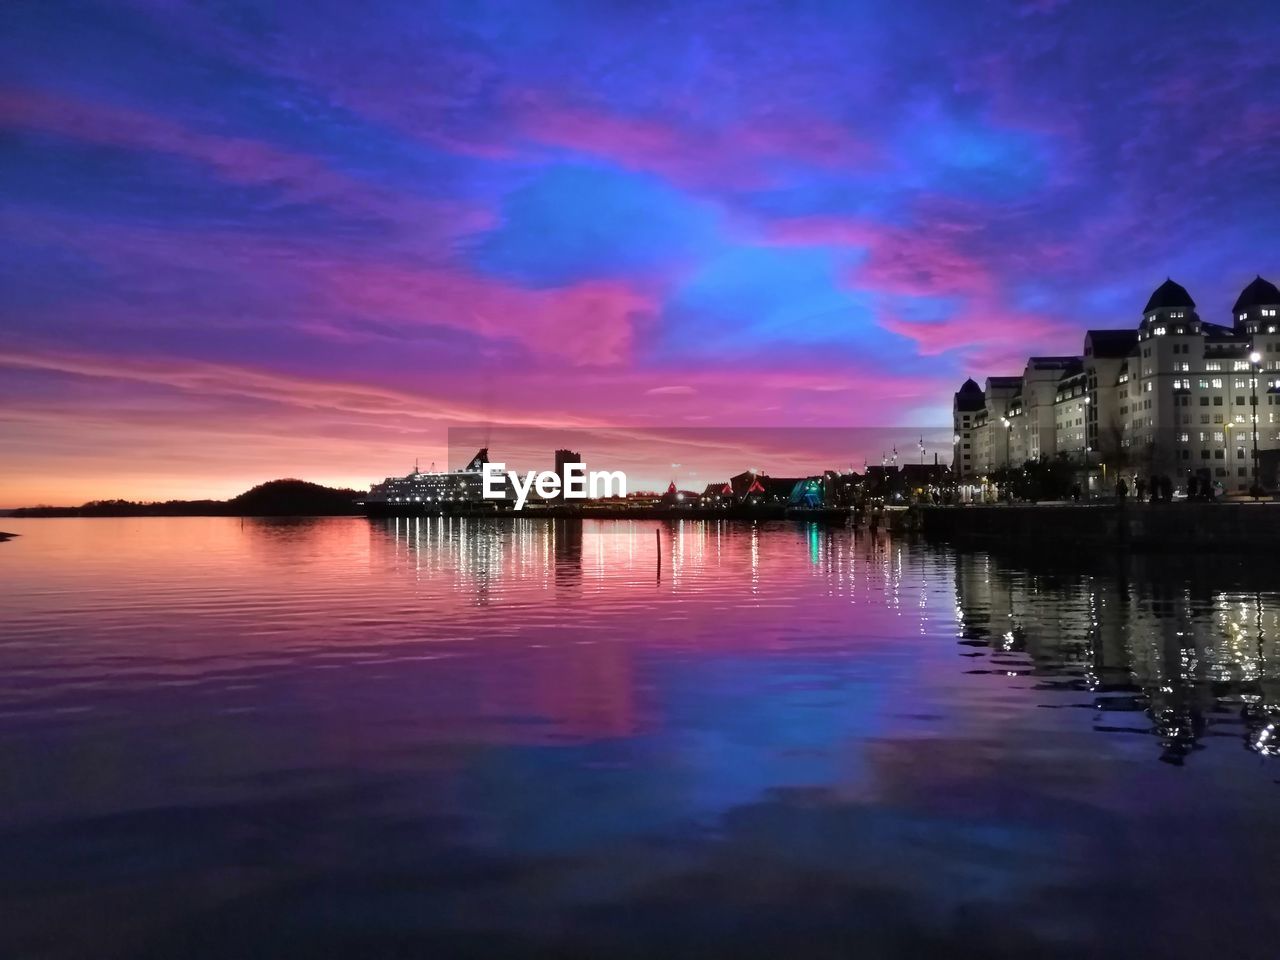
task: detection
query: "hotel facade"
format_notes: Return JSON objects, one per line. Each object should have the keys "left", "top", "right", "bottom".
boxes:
{"left": 953, "top": 276, "right": 1280, "bottom": 495}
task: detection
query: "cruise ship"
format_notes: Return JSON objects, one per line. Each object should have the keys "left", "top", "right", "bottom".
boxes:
{"left": 362, "top": 449, "right": 508, "bottom": 516}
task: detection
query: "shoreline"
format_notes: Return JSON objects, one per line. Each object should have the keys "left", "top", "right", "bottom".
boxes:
{"left": 920, "top": 501, "right": 1280, "bottom": 551}
{"left": 4, "top": 506, "right": 858, "bottom": 523}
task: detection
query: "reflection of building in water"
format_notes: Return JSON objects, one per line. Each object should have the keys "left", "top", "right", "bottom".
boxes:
{"left": 552, "top": 518, "right": 583, "bottom": 587}
{"left": 954, "top": 551, "right": 1280, "bottom": 764}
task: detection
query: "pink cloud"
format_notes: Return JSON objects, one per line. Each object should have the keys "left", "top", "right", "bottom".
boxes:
{"left": 878, "top": 304, "right": 1071, "bottom": 359}
{"left": 767, "top": 211, "right": 1081, "bottom": 365}
{"left": 503, "top": 91, "right": 878, "bottom": 188}
{"left": 0, "top": 88, "right": 341, "bottom": 196}
{"left": 769, "top": 213, "right": 992, "bottom": 297}
{"left": 319, "top": 265, "right": 657, "bottom": 366}
{"left": 3, "top": 211, "right": 653, "bottom": 367}
{"left": 0, "top": 87, "right": 495, "bottom": 236}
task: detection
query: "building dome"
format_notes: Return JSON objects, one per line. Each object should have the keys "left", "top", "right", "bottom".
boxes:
{"left": 954, "top": 377, "right": 984, "bottom": 412}
{"left": 1232, "top": 275, "right": 1280, "bottom": 313}
{"left": 1143, "top": 278, "right": 1195, "bottom": 313}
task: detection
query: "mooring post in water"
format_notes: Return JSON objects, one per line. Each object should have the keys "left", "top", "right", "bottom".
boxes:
{"left": 656, "top": 528, "right": 661, "bottom": 581}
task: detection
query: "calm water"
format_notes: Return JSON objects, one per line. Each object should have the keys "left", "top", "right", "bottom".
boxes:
{"left": 1, "top": 517, "right": 1277, "bottom": 959}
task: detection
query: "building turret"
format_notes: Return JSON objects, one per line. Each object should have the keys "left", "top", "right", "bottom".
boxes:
{"left": 952, "top": 378, "right": 985, "bottom": 477}
{"left": 1140, "top": 278, "right": 1200, "bottom": 337}
{"left": 1231, "top": 275, "right": 1280, "bottom": 335}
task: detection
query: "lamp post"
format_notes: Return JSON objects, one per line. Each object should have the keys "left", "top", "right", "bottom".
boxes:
{"left": 1250, "top": 350, "right": 1262, "bottom": 497}
{"left": 1083, "top": 395, "right": 1093, "bottom": 492}
{"left": 999, "top": 416, "right": 1012, "bottom": 503}
{"left": 1225, "top": 421, "right": 1233, "bottom": 496}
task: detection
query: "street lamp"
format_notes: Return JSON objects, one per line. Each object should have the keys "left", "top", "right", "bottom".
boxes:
{"left": 1226, "top": 419, "right": 1233, "bottom": 483}
{"left": 998, "top": 416, "right": 1013, "bottom": 502}
{"left": 1250, "top": 350, "right": 1262, "bottom": 497}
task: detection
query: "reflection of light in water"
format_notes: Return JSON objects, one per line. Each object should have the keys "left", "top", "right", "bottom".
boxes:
{"left": 750, "top": 524, "right": 759, "bottom": 596}
{"left": 1257, "top": 723, "right": 1277, "bottom": 755}
{"left": 675, "top": 519, "right": 686, "bottom": 586}
{"left": 952, "top": 550, "right": 1280, "bottom": 765}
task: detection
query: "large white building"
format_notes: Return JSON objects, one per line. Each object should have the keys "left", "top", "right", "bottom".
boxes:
{"left": 953, "top": 276, "right": 1280, "bottom": 494}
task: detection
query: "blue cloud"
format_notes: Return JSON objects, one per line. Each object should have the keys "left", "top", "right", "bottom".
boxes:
{"left": 897, "top": 102, "right": 1050, "bottom": 200}
{"left": 467, "top": 163, "right": 724, "bottom": 287}
{"left": 656, "top": 244, "right": 908, "bottom": 360}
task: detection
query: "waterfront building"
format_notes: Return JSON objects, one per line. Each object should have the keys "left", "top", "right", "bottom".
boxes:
{"left": 966, "top": 375, "right": 1022, "bottom": 478}
{"left": 660, "top": 481, "right": 702, "bottom": 506}
{"left": 952, "top": 378, "right": 985, "bottom": 478}
{"left": 1018, "top": 356, "right": 1080, "bottom": 462}
{"left": 954, "top": 276, "right": 1280, "bottom": 494}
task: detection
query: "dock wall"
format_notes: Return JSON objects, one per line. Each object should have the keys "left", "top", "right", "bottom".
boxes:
{"left": 919, "top": 502, "right": 1280, "bottom": 551}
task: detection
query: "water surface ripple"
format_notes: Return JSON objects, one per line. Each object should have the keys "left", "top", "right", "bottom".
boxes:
{"left": 1, "top": 517, "right": 1277, "bottom": 958}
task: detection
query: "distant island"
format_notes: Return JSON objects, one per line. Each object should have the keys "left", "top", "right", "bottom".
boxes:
{"left": 7, "top": 479, "right": 363, "bottom": 518}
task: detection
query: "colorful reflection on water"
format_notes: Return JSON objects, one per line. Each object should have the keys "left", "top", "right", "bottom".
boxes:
{"left": 0, "top": 517, "right": 1277, "bottom": 958}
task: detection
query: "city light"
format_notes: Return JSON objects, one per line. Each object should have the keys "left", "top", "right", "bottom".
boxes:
{"left": 953, "top": 277, "right": 1278, "bottom": 498}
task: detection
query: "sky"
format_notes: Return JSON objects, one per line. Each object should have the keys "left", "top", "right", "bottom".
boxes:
{"left": 2, "top": 0, "right": 1278, "bottom": 504}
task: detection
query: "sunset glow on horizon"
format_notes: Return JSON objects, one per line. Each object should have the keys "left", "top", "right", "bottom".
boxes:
{"left": 3, "top": 1, "right": 1278, "bottom": 505}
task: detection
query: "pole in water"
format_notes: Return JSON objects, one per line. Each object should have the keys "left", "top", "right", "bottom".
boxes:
{"left": 655, "top": 528, "right": 661, "bottom": 580}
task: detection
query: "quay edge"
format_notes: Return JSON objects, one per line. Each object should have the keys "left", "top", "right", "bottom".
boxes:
{"left": 919, "top": 502, "right": 1280, "bottom": 551}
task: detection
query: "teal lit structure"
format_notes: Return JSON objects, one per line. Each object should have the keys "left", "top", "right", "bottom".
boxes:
{"left": 789, "top": 477, "right": 825, "bottom": 509}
